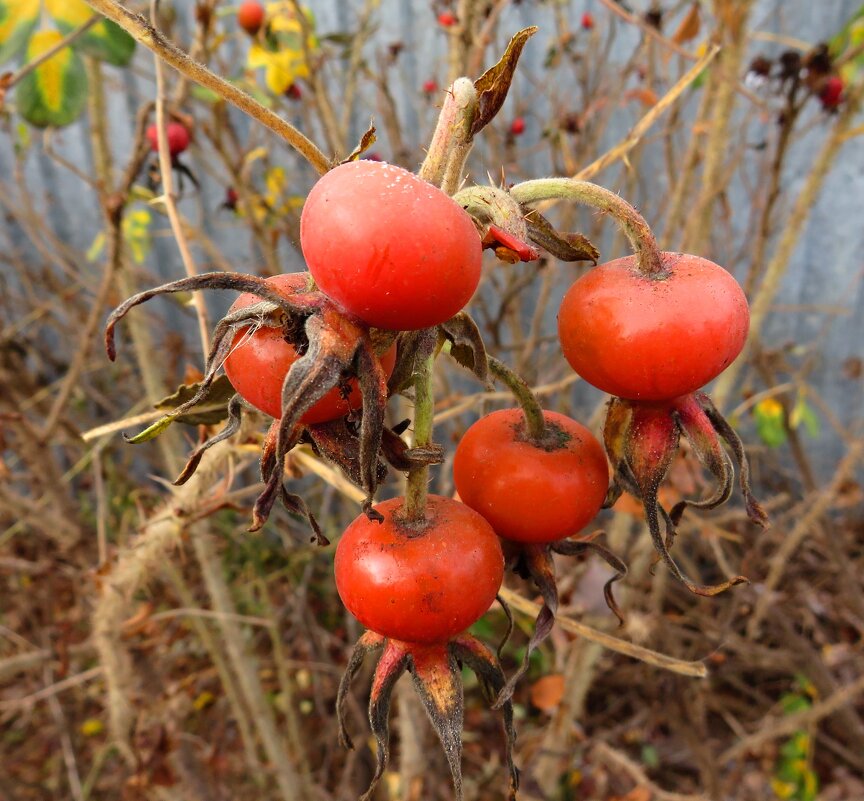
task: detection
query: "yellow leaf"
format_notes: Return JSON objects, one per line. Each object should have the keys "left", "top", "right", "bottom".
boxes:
{"left": 26, "top": 30, "right": 73, "bottom": 115}
{"left": 45, "top": 0, "right": 93, "bottom": 26}
{"left": 0, "top": 0, "right": 40, "bottom": 62}
{"left": 193, "top": 691, "right": 215, "bottom": 711}
{"left": 80, "top": 718, "right": 104, "bottom": 737}
{"left": 756, "top": 397, "right": 784, "bottom": 419}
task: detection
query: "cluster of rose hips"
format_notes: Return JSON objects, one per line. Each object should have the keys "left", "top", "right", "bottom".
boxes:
{"left": 746, "top": 43, "right": 846, "bottom": 112}
{"left": 107, "top": 74, "right": 766, "bottom": 801}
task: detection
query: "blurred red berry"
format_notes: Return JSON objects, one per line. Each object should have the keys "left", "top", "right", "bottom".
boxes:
{"left": 423, "top": 79, "right": 439, "bottom": 94}
{"left": 510, "top": 117, "right": 526, "bottom": 136}
{"left": 581, "top": 11, "right": 594, "bottom": 30}
{"left": 438, "top": 11, "right": 456, "bottom": 27}
{"left": 224, "top": 187, "right": 239, "bottom": 210}
{"left": 819, "top": 76, "right": 844, "bottom": 110}
{"left": 237, "top": 0, "right": 265, "bottom": 36}
{"left": 146, "top": 121, "right": 190, "bottom": 157}
{"left": 285, "top": 83, "right": 302, "bottom": 101}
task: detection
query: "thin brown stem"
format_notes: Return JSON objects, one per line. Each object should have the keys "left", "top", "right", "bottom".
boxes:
{"left": 82, "top": 0, "right": 330, "bottom": 174}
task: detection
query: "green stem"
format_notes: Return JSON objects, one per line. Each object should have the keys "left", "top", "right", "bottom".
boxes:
{"left": 404, "top": 351, "right": 435, "bottom": 522}
{"left": 487, "top": 356, "right": 546, "bottom": 441}
{"left": 509, "top": 178, "right": 663, "bottom": 276}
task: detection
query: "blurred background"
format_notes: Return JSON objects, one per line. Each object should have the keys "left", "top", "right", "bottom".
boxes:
{"left": 1, "top": 1, "right": 862, "bottom": 799}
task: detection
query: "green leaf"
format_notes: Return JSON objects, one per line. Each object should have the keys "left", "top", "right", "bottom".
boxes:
{"left": 46, "top": 0, "right": 136, "bottom": 66}
{"left": 790, "top": 396, "right": 820, "bottom": 439}
{"left": 17, "top": 29, "right": 88, "bottom": 128}
{"left": 0, "top": 0, "right": 39, "bottom": 64}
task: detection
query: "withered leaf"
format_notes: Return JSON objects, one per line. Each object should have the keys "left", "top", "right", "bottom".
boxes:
{"left": 671, "top": 3, "right": 700, "bottom": 45}
{"left": 471, "top": 27, "right": 538, "bottom": 137}
{"left": 438, "top": 312, "right": 489, "bottom": 384}
{"left": 525, "top": 210, "right": 599, "bottom": 263}
{"left": 341, "top": 123, "right": 377, "bottom": 164}
{"left": 154, "top": 374, "right": 236, "bottom": 426}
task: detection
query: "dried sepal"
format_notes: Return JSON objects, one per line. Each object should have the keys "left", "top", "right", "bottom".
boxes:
{"left": 450, "top": 634, "right": 519, "bottom": 801}
{"left": 278, "top": 488, "right": 326, "bottom": 546}
{"left": 552, "top": 534, "right": 627, "bottom": 624}
{"left": 251, "top": 424, "right": 303, "bottom": 532}
{"left": 104, "top": 271, "right": 320, "bottom": 361}
{"left": 604, "top": 394, "right": 756, "bottom": 596}
{"left": 363, "top": 640, "right": 411, "bottom": 801}
{"left": 356, "top": 339, "right": 389, "bottom": 512}
{"left": 336, "top": 630, "right": 385, "bottom": 750}
{"left": 305, "top": 419, "right": 388, "bottom": 493}
{"left": 698, "top": 392, "right": 769, "bottom": 528}
{"left": 439, "top": 312, "right": 490, "bottom": 384}
{"left": 173, "top": 393, "right": 245, "bottom": 485}
{"left": 387, "top": 328, "right": 438, "bottom": 395}
{"left": 495, "top": 546, "right": 557, "bottom": 707}
{"left": 409, "top": 644, "right": 464, "bottom": 800}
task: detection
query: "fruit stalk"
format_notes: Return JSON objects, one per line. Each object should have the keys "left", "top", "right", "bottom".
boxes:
{"left": 510, "top": 178, "right": 663, "bottom": 276}
{"left": 404, "top": 352, "right": 436, "bottom": 522}
{"left": 487, "top": 356, "right": 547, "bottom": 441}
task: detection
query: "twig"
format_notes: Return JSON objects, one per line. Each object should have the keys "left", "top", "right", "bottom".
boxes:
{"left": 593, "top": 742, "right": 710, "bottom": 801}
{"left": 0, "top": 666, "right": 103, "bottom": 711}
{"left": 720, "top": 672, "right": 864, "bottom": 763}
{"left": 45, "top": 665, "right": 85, "bottom": 801}
{"left": 746, "top": 437, "right": 864, "bottom": 638}
{"left": 82, "top": 0, "right": 330, "bottom": 174}
{"left": 497, "top": 588, "right": 707, "bottom": 678}
{"left": 575, "top": 45, "right": 720, "bottom": 183}
{"left": 712, "top": 84, "right": 862, "bottom": 409}
{"left": 150, "top": 0, "right": 210, "bottom": 355}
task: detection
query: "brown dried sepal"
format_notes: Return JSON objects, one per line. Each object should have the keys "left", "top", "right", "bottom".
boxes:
{"left": 105, "top": 272, "right": 393, "bottom": 540}
{"left": 338, "top": 632, "right": 519, "bottom": 801}
{"left": 495, "top": 534, "right": 626, "bottom": 707}
{"left": 604, "top": 392, "right": 768, "bottom": 596}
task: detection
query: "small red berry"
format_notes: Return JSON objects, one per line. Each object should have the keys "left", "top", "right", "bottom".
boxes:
{"left": 581, "top": 11, "right": 595, "bottom": 30}
{"left": 510, "top": 116, "right": 526, "bottom": 136}
{"left": 223, "top": 187, "right": 239, "bottom": 211}
{"left": 423, "top": 79, "right": 438, "bottom": 94}
{"left": 285, "top": 83, "right": 302, "bottom": 101}
{"left": 237, "top": 0, "right": 265, "bottom": 36}
{"left": 146, "top": 121, "right": 190, "bottom": 157}
{"left": 438, "top": 11, "right": 456, "bottom": 27}
{"left": 819, "top": 75, "right": 844, "bottom": 110}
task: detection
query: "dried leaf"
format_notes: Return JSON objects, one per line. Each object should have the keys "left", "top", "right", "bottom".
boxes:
{"left": 471, "top": 27, "right": 538, "bottom": 137}
{"left": 525, "top": 210, "right": 599, "bottom": 263}
{"left": 438, "top": 313, "right": 489, "bottom": 384}
{"left": 341, "top": 124, "right": 377, "bottom": 163}
{"left": 625, "top": 87, "right": 660, "bottom": 107}
{"left": 530, "top": 674, "right": 564, "bottom": 711}
{"left": 671, "top": 3, "right": 700, "bottom": 45}
{"left": 154, "top": 374, "right": 236, "bottom": 426}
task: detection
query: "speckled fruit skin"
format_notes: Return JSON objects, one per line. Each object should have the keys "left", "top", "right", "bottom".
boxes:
{"left": 299, "top": 160, "right": 482, "bottom": 331}
{"left": 334, "top": 495, "right": 504, "bottom": 644}
{"left": 557, "top": 252, "right": 750, "bottom": 401}
{"left": 223, "top": 273, "right": 396, "bottom": 423}
{"left": 453, "top": 409, "right": 609, "bottom": 543}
